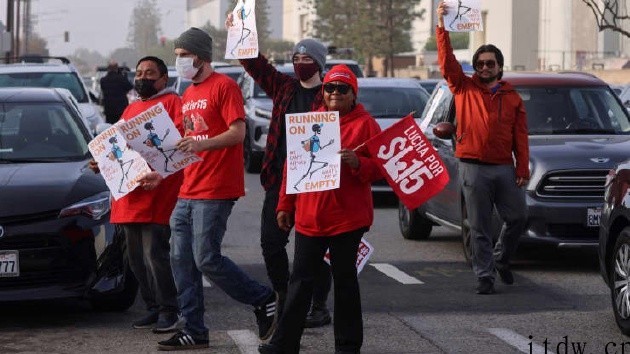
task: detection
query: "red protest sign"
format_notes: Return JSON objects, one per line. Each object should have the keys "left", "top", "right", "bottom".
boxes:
{"left": 365, "top": 114, "right": 449, "bottom": 210}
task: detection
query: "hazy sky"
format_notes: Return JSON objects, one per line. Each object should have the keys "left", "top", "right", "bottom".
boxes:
{"left": 7, "top": 0, "right": 187, "bottom": 56}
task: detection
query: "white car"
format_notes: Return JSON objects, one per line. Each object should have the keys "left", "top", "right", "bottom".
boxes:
{"left": 0, "top": 56, "right": 105, "bottom": 133}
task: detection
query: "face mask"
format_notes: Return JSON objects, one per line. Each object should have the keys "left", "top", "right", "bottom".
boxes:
{"left": 175, "top": 56, "right": 200, "bottom": 80}
{"left": 134, "top": 78, "right": 158, "bottom": 98}
{"left": 294, "top": 62, "right": 320, "bottom": 81}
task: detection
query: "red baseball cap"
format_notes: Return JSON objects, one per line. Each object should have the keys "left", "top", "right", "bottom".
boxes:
{"left": 323, "top": 64, "right": 358, "bottom": 95}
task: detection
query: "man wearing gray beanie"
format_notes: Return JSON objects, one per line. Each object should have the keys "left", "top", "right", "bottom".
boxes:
{"left": 154, "top": 26, "right": 279, "bottom": 351}
{"left": 225, "top": 14, "right": 334, "bottom": 349}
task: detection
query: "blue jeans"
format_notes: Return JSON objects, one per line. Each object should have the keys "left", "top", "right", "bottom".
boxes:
{"left": 170, "top": 199, "right": 272, "bottom": 338}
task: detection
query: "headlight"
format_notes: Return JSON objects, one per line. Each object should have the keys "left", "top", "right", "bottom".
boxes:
{"left": 59, "top": 192, "right": 111, "bottom": 220}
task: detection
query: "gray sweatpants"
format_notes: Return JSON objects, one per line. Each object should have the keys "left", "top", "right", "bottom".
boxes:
{"left": 458, "top": 162, "right": 528, "bottom": 280}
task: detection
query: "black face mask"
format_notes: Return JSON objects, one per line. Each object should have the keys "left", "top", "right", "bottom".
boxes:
{"left": 134, "top": 78, "right": 158, "bottom": 98}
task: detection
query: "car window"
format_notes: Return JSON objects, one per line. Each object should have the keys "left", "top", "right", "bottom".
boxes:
{"left": 419, "top": 83, "right": 453, "bottom": 130}
{"left": 0, "top": 72, "right": 89, "bottom": 103}
{"left": 517, "top": 86, "right": 630, "bottom": 135}
{"left": 0, "top": 103, "right": 89, "bottom": 160}
{"left": 358, "top": 86, "right": 429, "bottom": 119}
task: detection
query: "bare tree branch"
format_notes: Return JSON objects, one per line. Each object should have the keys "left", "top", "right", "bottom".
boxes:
{"left": 581, "top": 0, "right": 630, "bottom": 37}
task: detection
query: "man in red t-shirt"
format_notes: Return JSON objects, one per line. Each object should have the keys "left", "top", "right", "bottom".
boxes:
{"left": 141, "top": 28, "right": 278, "bottom": 351}
{"left": 91, "top": 56, "right": 182, "bottom": 332}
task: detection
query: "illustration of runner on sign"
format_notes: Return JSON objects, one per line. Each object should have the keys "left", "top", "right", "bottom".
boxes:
{"left": 225, "top": 0, "right": 259, "bottom": 59}
{"left": 294, "top": 123, "right": 335, "bottom": 191}
{"left": 443, "top": 0, "right": 483, "bottom": 32}
{"left": 143, "top": 121, "right": 177, "bottom": 172}
{"left": 230, "top": 0, "right": 252, "bottom": 56}
{"left": 107, "top": 136, "right": 135, "bottom": 193}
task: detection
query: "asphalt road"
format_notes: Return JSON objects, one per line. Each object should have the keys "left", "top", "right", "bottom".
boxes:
{"left": 0, "top": 173, "right": 626, "bottom": 354}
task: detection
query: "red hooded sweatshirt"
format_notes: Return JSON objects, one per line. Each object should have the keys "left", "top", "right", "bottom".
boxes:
{"left": 277, "top": 104, "right": 382, "bottom": 236}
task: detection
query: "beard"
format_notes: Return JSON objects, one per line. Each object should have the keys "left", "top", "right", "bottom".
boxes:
{"left": 477, "top": 71, "right": 499, "bottom": 83}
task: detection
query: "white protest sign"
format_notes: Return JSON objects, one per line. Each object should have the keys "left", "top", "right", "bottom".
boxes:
{"left": 225, "top": 0, "right": 259, "bottom": 59}
{"left": 88, "top": 124, "right": 151, "bottom": 200}
{"left": 324, "top": 237, "right": 374, "bottom": 274}
{"left": 119, "top": 102, "right": 201, "bottom": 177}
{"left": 444, "top": 0, "right": 483, "bottom": 32}
{"left": 285, "top": 111, "right": 341, "bottom": 194}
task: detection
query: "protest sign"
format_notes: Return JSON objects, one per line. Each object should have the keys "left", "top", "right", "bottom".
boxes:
{"left": 225, "top": 0, "right": 259, "bottom": 59}
{"left": 444, "top": 0, "right": 483, "bottom": 32}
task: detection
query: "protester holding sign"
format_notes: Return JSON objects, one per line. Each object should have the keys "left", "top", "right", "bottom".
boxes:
{"left": 143, "top": 28, "right": 278, "bottom": 351}
{"left": 258, "top": 65, "right": 382, "bottom": 354}
{"left": 437, "top": 1, "right": 529, "bottom": 295}
{"left": 227, "top": 13, "right": 335, "bottom": 331}
{"left": 90, "top": 56, "right": 183, "bottom": 332}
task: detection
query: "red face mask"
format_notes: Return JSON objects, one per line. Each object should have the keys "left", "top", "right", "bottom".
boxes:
{"left": 294, "top": 62, "right": 320, "bottom": 81}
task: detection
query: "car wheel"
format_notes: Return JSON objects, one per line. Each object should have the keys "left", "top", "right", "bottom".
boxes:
{"left": 609, "top": 227, "right": 630, "bottom": 335}
{"left": 90, "top": 265, "right": 138, "bottom": 312}
{"left": 244, "top": 135, "right": 263, "bottom": 173}
{"left": 461, "top": 200, "right": 473, "bottom": 267}
{"left": 398, "top": 200, "right": 433, "bottom": 240}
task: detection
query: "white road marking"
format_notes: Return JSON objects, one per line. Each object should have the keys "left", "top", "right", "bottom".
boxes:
{"left": 488, "top": 328, "right": 546, "bottom": 354}
{"left": 227, "top": 329, "right": 259, "bottom": 354}
{"left": 370, "top": 263, "right": 424, "bottom": 284}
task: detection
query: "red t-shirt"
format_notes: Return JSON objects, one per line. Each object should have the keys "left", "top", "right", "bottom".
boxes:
{"left": 178, "top": 72, "right": 245, "bottom": 199}
{"left": 110, "top": 91, "right": 184, "bottom": 225}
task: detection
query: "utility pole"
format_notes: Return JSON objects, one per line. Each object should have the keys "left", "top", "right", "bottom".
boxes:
{"left": 15, "top": 0, "right": 20, "bottom": 57}
{"left": 6, "top": 0, "right": 14, "bottom": 60}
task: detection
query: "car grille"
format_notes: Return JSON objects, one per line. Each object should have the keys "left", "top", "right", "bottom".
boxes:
{"left": 536, "top": 170, "right": 608, "bottom": 198}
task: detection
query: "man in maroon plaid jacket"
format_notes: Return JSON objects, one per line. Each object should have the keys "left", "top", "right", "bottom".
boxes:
{"left": 239, "top": 38, "right": 334, "bottom": 328}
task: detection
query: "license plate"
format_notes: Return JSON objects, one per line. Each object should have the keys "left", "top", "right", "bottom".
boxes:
{"left": 587, "top": 207, "right": 602, "bottom": 227}
{"left": 0, "top": 250, "right": 19, "bottom": 277}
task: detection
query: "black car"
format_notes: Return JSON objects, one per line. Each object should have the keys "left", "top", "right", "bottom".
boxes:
{"left": 599, "top": 160, "right": 630, "bottom": 335}
{"left": 0, "top": 87, "right": 137, "bottom": 310}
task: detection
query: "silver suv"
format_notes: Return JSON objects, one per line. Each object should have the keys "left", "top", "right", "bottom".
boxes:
{"left": 0, "top": 56, "right": 104, "bottom": 133}
{"left": 399, "top": 72, "right": 630, "bottom": 263}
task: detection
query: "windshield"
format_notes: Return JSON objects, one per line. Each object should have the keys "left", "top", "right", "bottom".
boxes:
{"left": 0, "top": 103, "right": 90, "bottom": 161}
{"left": 358, "top": 86, "right": 430, "bottom": 118}
{"left": 518, "top": 86, "right": 630, "bottom": 135}
{"left": 0, "top": 72, "right": 89, "bottom": 103}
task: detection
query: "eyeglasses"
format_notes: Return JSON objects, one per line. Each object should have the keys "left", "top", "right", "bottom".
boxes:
{"left": 475, "top": 60, "right": 497, "bottom": 70}
{"left": 323, "top": 83, "right": 351, "bottom": 94}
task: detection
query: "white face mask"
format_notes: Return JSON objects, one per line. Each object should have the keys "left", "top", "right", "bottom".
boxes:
{"left": 175, "top": 56, "right": 200, "bottom": 80}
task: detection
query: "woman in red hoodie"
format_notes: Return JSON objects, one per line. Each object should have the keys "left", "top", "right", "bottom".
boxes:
{"left": 259, "top": 65, "right": 382, "bottom": 354}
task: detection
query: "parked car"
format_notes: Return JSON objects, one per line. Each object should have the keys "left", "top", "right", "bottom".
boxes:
{"left": 599, "top": 160, "right": 630, "bottom": 335}
{"left": 324, "top": 59, "right": 364, "bottom": 78}
{"left": 0, "top": 87, "right": 137, "bottom": 310}
{"left": 417, "top": 78, "right": 441, "bottom": 94}
{"left": 0, "top": 56, "right": 105, "bottom": 134}
{"left": 356, "top": 77, "right": 431, "bottom": 193}
{"left": 239, "top": 65, "right": 296, "bottom": 173}
{"left": 399, "top": 72, "right": 630, "bottom": 265}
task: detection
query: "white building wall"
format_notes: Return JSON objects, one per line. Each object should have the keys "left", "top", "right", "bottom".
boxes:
{"left": 186, "top": 0, "right": 230, "bottom": 29}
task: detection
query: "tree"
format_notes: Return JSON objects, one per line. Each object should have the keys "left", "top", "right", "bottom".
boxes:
{"left": 581, "top": 0, "right": 630, "bottom": 38}
{"left": 299, "top": 0, "right": 424, "bottom": 77}
{"left": 128, "top": 0, "right": 162, "bottom": 54}
{"left": 424, "top": 32, "right": 469, "bottom": 51}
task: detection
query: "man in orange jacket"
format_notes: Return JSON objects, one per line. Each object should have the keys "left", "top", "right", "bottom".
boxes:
{"left": 437, "top": 1, "right": 529, "bottom": 295}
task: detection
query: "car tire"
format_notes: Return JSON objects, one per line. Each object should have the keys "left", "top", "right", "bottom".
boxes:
{"left": 461, "top": 200, "right": 473, "bottom": 267}
{"left": 609, "top": 227, "right": 630, "bottom": 335}
{"left": 398, "top": 200, "right": 433, "bottom": 240}
{"left": 90, "top": 265, "right": 138, "bottom": 312}
{"left": 244, "top": 135, "right": 263, "bottom": 173}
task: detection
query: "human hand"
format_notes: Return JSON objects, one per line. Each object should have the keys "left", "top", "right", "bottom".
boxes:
{"left": 176, "top": 137, "right": 206, "bottom": 153}
{"left": 88, "top": 159, "right": 100, "bottom": 174}
{"left": 339, "top": 149, "right": 360, "bottom": 169}
{"left": 277, "top": 211, "right": 294, "bottom": 232}
{"left": 138, "top": 171, "right": 163, "bottom": 190}
{"left": 225, "top": 13, "right": 235, "bottom": 28}
{"left": 516, "top": 177, "right": 529, "bottom": 188}
{"left": 437, "top": 1, "right": 447, "bottom": 27}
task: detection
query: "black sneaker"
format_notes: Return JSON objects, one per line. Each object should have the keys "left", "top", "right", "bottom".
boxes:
{"left": 152, "top": 312, "right": 183, "bottom": 334}
{"left": 304, "top": 307, "right": 331, "bottom": 328}
{"left": 476, "top": 277, "right": 495, "bottom": 295}
{"left": 254, "top": 291, "right": 278, "bottom": 340}
{"left": 157, "top": 330, "right": 209, "bottom": 351}
{"left": 496, "top": 265, "right": 514, "bottom": 285}
{"left": 132, "top": 311, "right": 159, "bottom": 329}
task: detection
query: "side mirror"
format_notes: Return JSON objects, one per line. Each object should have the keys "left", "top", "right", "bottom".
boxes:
{"left": 433, "top": 122, "right": 456, "bottom": 139}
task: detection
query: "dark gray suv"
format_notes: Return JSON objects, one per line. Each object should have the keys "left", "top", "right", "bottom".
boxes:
{"left": 399, "top": 72, "right": 630, "bottom": 263}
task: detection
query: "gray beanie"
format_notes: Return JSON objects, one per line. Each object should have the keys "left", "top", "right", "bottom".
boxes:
{"left": 174, "top": 27, "right": 213, "bottom": 62}
{"left": 293, "top": 38, "right": 327, "bottom": 72}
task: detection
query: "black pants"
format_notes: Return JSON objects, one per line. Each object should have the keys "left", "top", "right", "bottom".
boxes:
{"left": 122, "top": 223, "right": 178, "bottom": 314}
{"left": 270, "top": 228, "right": 366, "bottom": 354}
{"left": 261, "top": 185, "right": 331, "bottom": 301}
